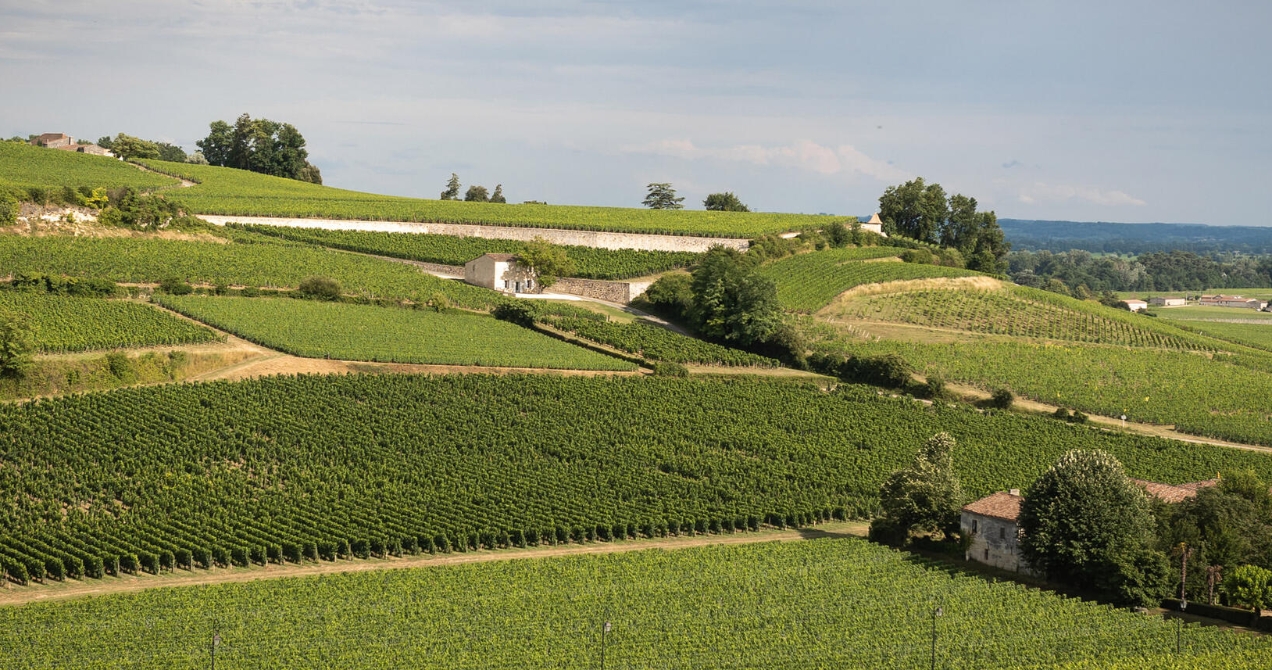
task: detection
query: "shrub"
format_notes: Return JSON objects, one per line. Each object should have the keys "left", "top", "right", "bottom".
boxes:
{"left": 650, "top": 360, "right": 689, "bottom": 377}
{"left": 174, "top": 548, "right": 192, "bottom": 570}
{"left": 1053, "top": 407, "right": 1072, "bottom": 421}
{"left": 158, "top": 277, "right": 193, "bottom": 295}
{"left": 491, "top": 302, "right": 538, "bottom": 327}
{"left": 641, "top": 272, "right": 694, "bottom": 320}
{"left": 298, "top": 276, "right": 342, "bottom": 300}
{"left": 924, "top": 372, "right": 947, "bottom": 400}
{"left": 846, "top": 353, "right": 914, "bottom": 389}
{"left": 240, "top": 286, "right": 261, "bottom": 297}
{"left": 900, "top": 248, "right": 935, "bottom": 265}
{"left": 990, "top": 388, "right": 1014, "bottom": 409}
{"left": 105, "top": 352, "right": 134, "bottom": 382}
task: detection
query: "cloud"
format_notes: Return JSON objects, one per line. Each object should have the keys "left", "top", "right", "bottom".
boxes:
{"left": 1002, "top": 160, "right": 1023, "bottom": 169}
{"left": 621, "top": 139, "right": 907, "bottom": 181}
{"left": 1017, "top": 182, "right": 1146, "bottom": 207}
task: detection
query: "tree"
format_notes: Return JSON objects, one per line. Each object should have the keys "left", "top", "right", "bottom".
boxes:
{"left": 642, "top": 272, "right": 694, "bottom": 319}
{"left": 1224, "top": 565, "right": 1272, "bottom": 615}
{"left": 108, "top": 133, "right": 160, "bottom": 160}
{"left": 0, "top": 313, "right": 34, "bottom": 378}
{"left": 703, "top": 192, "right": 749, "bottom": 212}
{"left": 517, "top": 237, "right": 575, "bottom": 287}
{"left": 879, "top": 179, "right": 1010, "bottom": 270}
{"left": 196, "top": 114, "right": 320, "bottom": 182}
{"left": 643, "top": 183, "right": 684, "bottom": 210}
{"left": 869, "top": 433, "right": 964, "bottom": 545}
{"left": 490, "top": 184, "right": 507, "bottom": 204}
{"left": 464, "top": 185, "right": 490, "bottom": 202}
{"left": 1160, "top": 471, "right": 1272, "bottom": 599}
{"left": 298, "top": 276, "right": 342, "bottom": 300}
{"left": 688, "top": 246, "right": 782, "bottom": 345}
{"left": 1019, "top": 450, "right": 1170, "bottom": 606}
{"left": 440, "top": 174, "right": 461, "bottom": 200}
{"left": 185, "top": 151, "right": 209, "bottom": 165}
{"left": 878, "top": 178, "right": 948, "bottom": 244}
{"left": 156, "top": 143, "right": 186, "bottom": 163}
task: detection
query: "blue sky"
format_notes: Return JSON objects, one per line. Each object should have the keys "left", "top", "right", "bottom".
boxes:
{"left": 2, "top": 1, "right": 1268, "bottom": 225}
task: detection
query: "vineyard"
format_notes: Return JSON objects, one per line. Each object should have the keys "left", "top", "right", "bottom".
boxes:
{"left": 156, "top": 296, "right": 635, "bottom": 370}
{"left": 0, "top": 292, "right": 218, "bottom": 353}
{"left": 526, "top": 304, "right": 778, "bottom": 366}
{"left": 237, "top": 224, "right": 699, "bottom": 280}
{"left": 810, "top": 327, "right": 1272, "bottom": 446}
{"left": 2, "top": 374, "right": 1269, "bottom": 590}
{"left": 1167, "top": 320, "right": 1272, "bottom": 352}
{"left": 0, "top": 234, "right": 501, "bottom": 308}
{"left": 2, "top": 538, "right": 1266, "bottom": 669}
{"left": 0, "top": 142, "right": 176, "bottom": 193}
{"left": 823, "top": 284, "right": 1222, "bottom": 351}
{"left": 759, "top": 248, "right": 980, "bottom": 312}
{"left": 134, "top": 159, "right": 838, "bottom": 237}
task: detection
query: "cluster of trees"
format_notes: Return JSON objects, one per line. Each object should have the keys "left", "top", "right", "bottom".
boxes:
{"left": 95, "top": 134, "right": 190, "bottom": 162}
{"left": 440, "top": 174, "right": 506, "bottom": 203}
{"left": 1009, "top": 249, "right": 1272, "bottom": 294}
{"left": 642, "top": 183, "right": 750, "bottom": 212}
{"left": 878, "top": 178, "right": 1010, "bottom": 273}
{"left": 197, "top": 114, "right": 322, "bottom": 184}
{"left": 870, "top": 441, "right": 1272, "bottom": 611}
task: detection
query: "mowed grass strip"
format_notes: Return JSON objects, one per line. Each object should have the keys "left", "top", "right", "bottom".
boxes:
{"left": 156, "top": 296, "right": 635, "bottom": 370}
{"left": 0, "top": 292, "right": 219, "bottom": 353}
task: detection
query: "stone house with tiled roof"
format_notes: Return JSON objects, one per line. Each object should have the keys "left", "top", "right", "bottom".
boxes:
{"left": 463, "top": 253, "right": 537, "bottom": 293}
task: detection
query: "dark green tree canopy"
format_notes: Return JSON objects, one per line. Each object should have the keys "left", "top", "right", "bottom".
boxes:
{"left": 516, "top": 237, "right": 575, "bottom": 287}
{"left": 196, "top": 114, "right": 322, "bottom": 184}
{"left": 464, "top": 185, "right": 490, "bottom": 202}
{"left": 490, "top": 184, "right": 506, "bottom": 204}
{"left": 703, "top": 192, "right": 749, "bottom": 212}
{"left": 1019, "top": 450, "right": 1170, "bottom": 606}
{"left": 869, "top": 433, "right": 964, "bottom": 545}
{"left": 440, "top": 173, "right": 461, "bottom": 200}
{"left": 878, "top": 178, "right": 1010, "bottom": 272}
{"left": 643, "top": 183, "right": 685, "bottom": 210}
{"left": 688, "top": 246, "right": 781, "bottom": 345}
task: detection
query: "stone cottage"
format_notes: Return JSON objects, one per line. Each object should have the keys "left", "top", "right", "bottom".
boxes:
{"left": 961, "top": 490, "right": 1032, "bottom": 574}
{"left": 31, "top": 133, "right": 75, "bottom": 149}
{"left": 463, "top": 253, "right": 537, "bottom": 293}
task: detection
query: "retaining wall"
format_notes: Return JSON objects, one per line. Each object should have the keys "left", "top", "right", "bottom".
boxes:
{"left": 551, "top": 278, "right": 652, "bottom": 304}
{"left": 203, "top": 216, "right": 749, "bottom": 253}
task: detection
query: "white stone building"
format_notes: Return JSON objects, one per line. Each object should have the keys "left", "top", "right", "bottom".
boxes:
{"left": 463, "top": 253, "right": 537, "bottom": 293}
{"left": 1123, "top": 299, "right": 1149, "bottom": 312}
{"left": 961, "top": 490, "right": 1033, "bottom": 574}
{"left": 1148, "top": 296, "right": 1186, "bottom": 307}
{"left": 861, "top": 213, "right": 885, "bottom": 236}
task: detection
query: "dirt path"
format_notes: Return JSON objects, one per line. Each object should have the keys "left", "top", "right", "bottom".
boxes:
{"left": 128, "top": 160, "right": 196, "bottom": 188}
{"left": 946, "top": 382, "right": 1272, "bottom": 454}
{"left": 0, "top": 521, "right": 868, "bottom": 608}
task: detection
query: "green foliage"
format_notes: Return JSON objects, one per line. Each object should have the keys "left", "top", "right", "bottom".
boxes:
{"left": 98, "top": 187, "right": 199, "bottom": 231}
{"left": 440, "top": 173, "right": 461, "bottom": 200}
{"left": 643, "top": 182, "right": 684, "bottom": 210}
{"left": 870, "top": 433, "right": 963, "bottom": 544}
{"left": 196, "top": 113, "right": 320, "bottom": 183}
{"left": 879, "top": 177, "right": 1009, "bottom": 270}
{"left": 641, "top": 272, "right": 694, "bottom": 319}
{"left": 1223, "top": 564, "right": 1272, "bottom": 612}
{"left": 0, "top": 190, "right": 17, "bottom": 226}
{"left": 158, "top": 277, "right": 194, "bottom": 295}
{"left": 1020, "top": 450, "right": 1170, "bottom": 606}
{"left": 235, "top": 224, "right": 699, "bottom": 280}
{"left": 0, "top": 141, "right": 176, "bottom": 194}
{"left": 689, "top": 246, "right": 782, "bottom": 345}
{"left": 0, "top": 234, "right": 501, "bottom": 308}
{"left": 105, "top": 133, "right": 160, "bottom": 160}
{"left": 2, "top": 539, "right": 1268, "bottom": 668}
{"left": 650, "top": 360, "right": 689, "bottom": 377}
{"left": 516, "top": 237, "right": 575, "bottom": 287}
{"left": 463, "top": 185, "right": 489, "bottom": 202}
{"left": 900, "top": 248, "right": 935, "bottom": 265}
{"left": 0, "top": 312, "right": 34, "bottom": 377}
{"left": 297, "top": 276, "right": 341, "bottom": 300}
{"left": 158, "top": 296, "right": 633, "bottom": 370}
{"left": 990, "top": 388, "right": 1014, "bottom": 409}
{"left": 489, "top": 184, "right": 506, "bottom": 204}
{"left": 1160, "top": 472, "right": 1272, "bottom": 600}
{"left": 538, "top": 313, "right": 779, "bottom": 366}
{"left": 0, "top": 292, "right": 215, "bottom": 353}
{"left": 759, "top": 247, "right": 978, "bottom": 312}
{"left": 703, "top": 192, "right": 749, "bottom": 212}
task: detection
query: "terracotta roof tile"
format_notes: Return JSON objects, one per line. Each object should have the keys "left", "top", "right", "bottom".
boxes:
{"left": 1131, "top": 478, "right": 1217, "bottom": 503}
{"left": 962, "top": 492, "right": 1023, "bottom": 522}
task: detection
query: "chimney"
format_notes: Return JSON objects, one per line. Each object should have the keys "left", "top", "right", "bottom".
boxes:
{"left": 1009, "top": 489, "right": 1020, "bottom": 496}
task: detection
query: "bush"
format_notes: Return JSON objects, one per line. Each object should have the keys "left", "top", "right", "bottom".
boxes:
{"left": 240, "top": 286, "right": 261, "bottom": 297}
{"left": 298, "top": 276, "right": 342, "bottom": 300}
{"left": 650, "top": 360, "right": 688, "bottom": 377}
{"left": 158, "top": 277, "right": 194, "bottom": 295}
{"left": 846, "top": 353, "right": 914, "bottom": 389}
{"left": 491, "top": 302, "right": 538, "bottom": 328}
{"left": 641, "top": 272, "right": 694, "bottom": 320}
{"left": 923, "top": 373, "right": 947, "bottom": 400}
{"left": 990, "top": 388, "right": 1014, "bottom": 409}
{"left": 1053, "top": 406, "right": 1072, "bottom": 421}
{"left": 0, "top": 191, "right": 18, "bottom": 227}
{"left": 900, "top": 248, "right": 935, "bottom": 265}
{"left": 105, "top": 352, "right": 134, "bottom": 382}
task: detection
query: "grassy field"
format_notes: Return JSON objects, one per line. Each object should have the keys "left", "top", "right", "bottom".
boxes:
{"left": 0, "top": 142, "right": 176, "bottom": 193}
{"left": 822, "top": 283, "right": 1222, "bottom": 351}
{"left": 137, "top": 159, "right": 842, "bottom": 237}
{"left": 2, "top": 373, "right": 1269, "bottom": 592}
{"left": 0, "top": 233, "right": 501, "bottom": 308}
{"left": 237, "top": 224, "right": 699, "bottom": 280}
{"left": 759, "top": 247, "right": 980, "bottom": 312}
{"left": 3, "top": 538, "right": 1265, "bottom": 669}
{"left": 1165, "top": 319, "right": 1272, "bottom": 352}
{"left": 156, "top": 296, "right": 634, "bottom": 370}
{"left": 1151, "top": 306, "right": 1272, "bottom": 322}
{"left": 0, "top": 292, "right": 218, "bottom": 353}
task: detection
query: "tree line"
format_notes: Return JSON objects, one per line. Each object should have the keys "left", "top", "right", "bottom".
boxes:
{"left": 1009, "top": 249, "right": 1272, "bottom": 294}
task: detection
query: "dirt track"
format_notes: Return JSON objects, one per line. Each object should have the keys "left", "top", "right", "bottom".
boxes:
{"left": 0, "top": 522, "right": 868, "bottom": 607}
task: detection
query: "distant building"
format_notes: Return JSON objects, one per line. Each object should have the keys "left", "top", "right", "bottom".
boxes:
{"left": 1148, "top": 296, "right": 1186, "bottom": 307}
{"left": 31, "top": 133, "right": 75, "bottom": 149}
{"left": 463, "top": 253, "right": 536, "bottom": 293}
{"left": 961, "top": 490, "right": 1033, "bottom": 574}
{"left": 1123, "top": 299, "right": 1149, "bottom": 312}
{"left": 74, "top": 143, "right": 113, "bottom": 157}
{"left": 962, "top": 477, "right": 1219, "bottom": 572}
{"left": 860, "top": 213, "right": 885, "bottom": 236}
{"left": 1199, "top": 295, "right": 1267, "bottom": 310}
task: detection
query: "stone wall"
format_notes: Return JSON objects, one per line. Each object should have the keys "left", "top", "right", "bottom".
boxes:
{"left": 202, "top": 215, "right": 750, "bottom": 253}
{"left": 551, "top": 277, "right": 643, "bottom": 304}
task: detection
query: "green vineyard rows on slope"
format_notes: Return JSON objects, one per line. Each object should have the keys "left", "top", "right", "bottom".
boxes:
{"left": 759, "top": 247, "right": 980, "bottom": 312}
{"left": 0, "top": 234, "right": 501, "bottom": 308}
{"left": 135, "top": 159, "right": 842, "bottom": 238}
{"left": 534, "top": 311, "right": 779, "bottom": 367}
{"left": 1, "top": 374, "right": 1268, "bottom": 587}
{"left": 0, "top": 142, "right": 176, "bottom": 193}
{"left": 2, "top": 538, "right": 1265, "bottom": 669}
{"left": 0, "top": 292, "right": 218, "bottom": 353}
{"left": 236, "top": 224, "right": 700, "bottom": 280}
{"left": 156, "top": 296, "right": 634, "bottom": 371}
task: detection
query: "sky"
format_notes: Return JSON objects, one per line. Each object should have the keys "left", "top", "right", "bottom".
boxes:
{"left": 2, "top": 1, "right": 1269, "bottom": 225}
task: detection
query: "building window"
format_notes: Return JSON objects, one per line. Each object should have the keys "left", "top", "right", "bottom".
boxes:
{"left": 984, "top": 548, "right": 989, "bottom": 560}
{"left": 971, "top": 519, "right": 978, "bottom": 533}
{"left": 999, "top": 527, "right": 1006, "bottom": 540}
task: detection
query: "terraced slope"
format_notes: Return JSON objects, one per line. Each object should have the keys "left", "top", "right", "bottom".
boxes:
{"left": 2, "top": 538, "right": 1265, "bottom": 669}
{"left": 759, "top": 247, "right": 979, "bottom": 312}
{"left": 137, "top": 160, "right": 841, "bottom": 237}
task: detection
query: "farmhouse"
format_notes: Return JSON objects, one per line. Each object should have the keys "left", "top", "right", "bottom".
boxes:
{"left": 1123, "top": 299, "right": 1148, "bottom": 312}
{"left": 1199, "top": 295, "right": 1267, "bottom": 310}
{"left": 30, "top": 133, "right": 75, "bottom": 149}
{"left": 1148, "top": 296, "right": 1186, "bottom": 307}
{"left": 860, "top": 213, "right": 885, "bottom": 235}
{"left": 463, "top": 253, "right": 537, "bottom": 293}
{"left": 962, "top": 477, "right": 1219, "bottom": 572}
